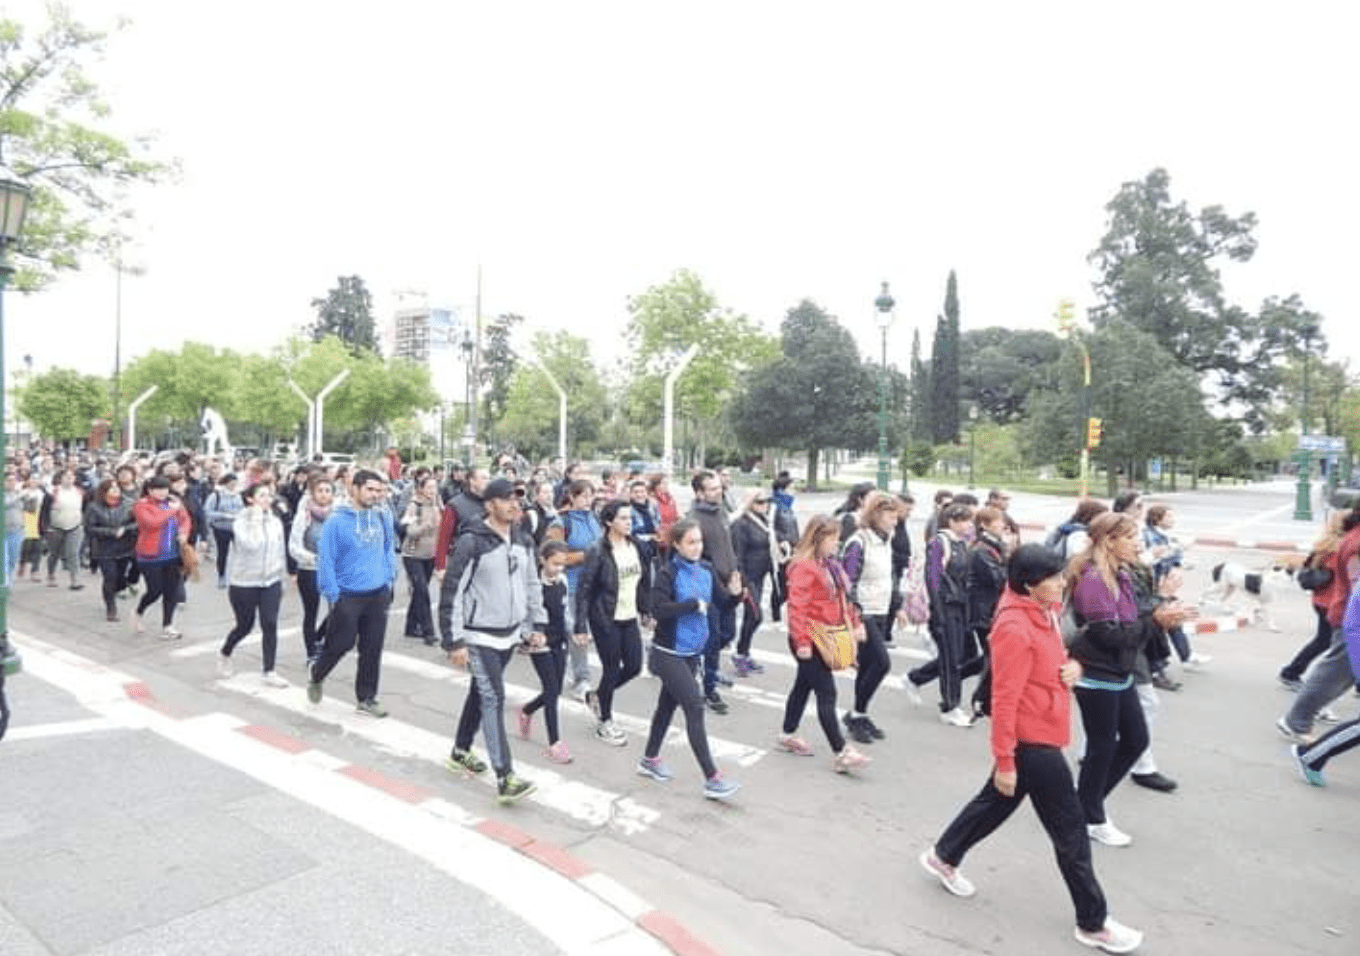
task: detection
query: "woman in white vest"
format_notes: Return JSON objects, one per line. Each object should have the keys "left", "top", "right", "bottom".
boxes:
{"left": 840, "top": 492, "right": 904, "bottom": 745}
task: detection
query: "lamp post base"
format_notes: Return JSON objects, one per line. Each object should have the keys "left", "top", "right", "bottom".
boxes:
{"left": 1294, "top": 451, "right": 1314, "bottom": 522}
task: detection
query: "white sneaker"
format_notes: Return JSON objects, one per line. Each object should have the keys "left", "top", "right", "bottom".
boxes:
{"left": 1075, "top": 916, "right": 1144, "bottom": 953}
{"left": 595, "top": 721, "right": 628, "bottom": 747}
{"left": 919, "top": 847, "right": 975, "bottom": 898}
{"left": 216, "top": 654, "right": 234, "bottom": 678}
{"left": 1087, "top": 819, "right": 1133, "bottom": 847}
{"left": 260, "top": 671, "right": 289, "bottom": 688}
{"left": 939, "top": 707, "right": 976, "bottom": 728}
{"left": 1183, "top": 653, "right": 1213, "bottom": 670}
{"left": 1317, "top": 706, "right": 1341, "bottom": 724}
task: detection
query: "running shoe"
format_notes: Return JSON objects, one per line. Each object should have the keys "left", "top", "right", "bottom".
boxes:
{"left": 585, "top": 689, "right": 602, "bottom": 721}
{"left": 497, "top": 774, "right": 536, "bottom": 805}
{"left": 704, "top": 690, "right": 729, "bottom": 715}
{"left": 545, "top": 741, "right": 573, "bottom": 764}
{"left": 1087, "top": 820, "right": 1133, "bottom": 847}
{"left": 636, "top": 755, "right": 673, "bottom": 781}
{"left": 834, "top": 746, "right": 872, "bottom": 774}
{"left": 703, "top": 774, "right": 740, "bottom": 800}
{"left": 216, "top": 655, "right": 234, "bottom": 679}
{"left": 355, "top": 699, "right": 389, "bottom": 718}
{"left": 517, "top": 707, "right": 533, "bottom": 740}
{"left": 595, "top": 720, "right": 628, "bottom": 746}
{"left": 260, "top": 671, "right": 289, "bottom": 688}
{"left": 306, "top": 680, "right": 323, "bottom": 704}
{"left": 1291, "top": 743, "right": 1326, "bottom": 787}
{"left": 919, "top": 847, "right": 975, "bottom": 898}
{"left": 446, "top": 749, "right": 487, "bottom": 776}
{"left": 1074, "top": 917, "right": 1144, "bottom": 953}
{"left": 777, "top": 733, "right": 815, "bottom": 756}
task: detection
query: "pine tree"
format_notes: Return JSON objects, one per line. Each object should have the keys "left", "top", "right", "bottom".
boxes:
{"left": 910, "top": 327, "right": 932, "bottom": 443}
{"left": 929, "top": 271, "right": 961, "bottom": 443}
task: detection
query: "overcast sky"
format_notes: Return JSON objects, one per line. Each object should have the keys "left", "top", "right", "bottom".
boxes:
{"left": 8, "top": 0, "right": 1358, "bottom": 400}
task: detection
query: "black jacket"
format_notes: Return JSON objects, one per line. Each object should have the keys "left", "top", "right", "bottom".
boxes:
{"left": 966, "top": 532, "right": 1006, "bottom": 632}
{"left": 84, "top": 499, "right": 137, "bottom": 560}
{"left": 730, "top": 512, "right": 775, "bottom": 583}
{"left": 574, "top": 535, "right": 652, "bottom": 632}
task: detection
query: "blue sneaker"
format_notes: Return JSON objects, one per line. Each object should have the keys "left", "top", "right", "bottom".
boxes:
{"left": 636, "top": 756, "right": 673, "bottom": 782}
{"left": 703, "top": 774, "right": 740, "bottom": 801}
{"left": 1291, "top": 744, "right": 1326, "bottom": 787}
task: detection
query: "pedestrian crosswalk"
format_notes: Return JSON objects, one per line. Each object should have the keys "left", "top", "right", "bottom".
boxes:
{"left": 191, "top": 615, "right": 944, "bottom": 839}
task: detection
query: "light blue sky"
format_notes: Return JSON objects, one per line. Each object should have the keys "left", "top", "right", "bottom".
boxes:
{"left": 9, "top": 0, "right": 1357, "bottom": 405}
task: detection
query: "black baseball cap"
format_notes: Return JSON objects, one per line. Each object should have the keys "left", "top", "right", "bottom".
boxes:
{"left": 484, "top": 477, "right": 518, "bottom": 501}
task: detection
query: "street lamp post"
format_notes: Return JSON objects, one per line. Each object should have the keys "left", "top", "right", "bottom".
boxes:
{"left": 874, "top": 281, "right": 894, "bottom": 491}
{"left": 460, "top": 331, "right": 475, "bottom": 465}
{"left": 0, "top": 168, "right": 34, "bottom": 697}
{"left": 1294, "top": 323, "right": 1316, "bottom": 521}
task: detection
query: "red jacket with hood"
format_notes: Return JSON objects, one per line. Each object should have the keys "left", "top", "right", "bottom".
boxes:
{"left": 989, "top": 587, "right": 1072, "bottom": 774}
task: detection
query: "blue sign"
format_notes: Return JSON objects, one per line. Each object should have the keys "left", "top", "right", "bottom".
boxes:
{"left": 1299, "top": 435, "right": 1345, "bottom": 453}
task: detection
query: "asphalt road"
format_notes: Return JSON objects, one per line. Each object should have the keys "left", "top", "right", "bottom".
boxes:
{"left": 2, "top": 476, "right": 1355, "bottom": 956}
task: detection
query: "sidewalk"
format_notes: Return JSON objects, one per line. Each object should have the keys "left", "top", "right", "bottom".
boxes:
{"left": 0, "top": 633, "right": 682, "bottom": 956}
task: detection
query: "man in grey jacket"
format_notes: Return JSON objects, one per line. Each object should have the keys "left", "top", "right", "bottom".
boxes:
{"left": 439, "top": 478, "right": 545, "bottom": 804}
{"left": 689, "top": 470, "right": 741, "bottom": 714}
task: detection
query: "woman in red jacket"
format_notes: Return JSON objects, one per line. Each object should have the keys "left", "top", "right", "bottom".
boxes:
{"left": 132, "top": 475, "right": 192, "bottom": 640}
{"left": 777, "top": 515, "right": 870, "bottom": 774}
{"left": 919, "top": 544, "right": 1144, "bottom": 955}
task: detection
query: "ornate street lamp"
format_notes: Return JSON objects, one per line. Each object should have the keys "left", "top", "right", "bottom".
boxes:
{"left": 0, "top": 168, "right": 34, "bottom": 721}
{"left": 874, "top": 281, "right": 895, "bottom": 491}
{"left": 1294, "top": 323, "right": 1317, "bottom": 521}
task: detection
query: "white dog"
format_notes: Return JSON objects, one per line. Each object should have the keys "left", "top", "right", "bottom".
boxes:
{"left": 1200, "top": 561, "right": 1293, "bottom": 632}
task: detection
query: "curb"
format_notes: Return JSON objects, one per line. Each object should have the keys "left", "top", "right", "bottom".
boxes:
{"left": 1018, "top": 523, "right": 1306, "bottom": 554}
{"left": 113, "top": 678, "right": 725, "bottom": 956}
{"left": 1193, "top": 614, "right": 1253, "bottom": 635}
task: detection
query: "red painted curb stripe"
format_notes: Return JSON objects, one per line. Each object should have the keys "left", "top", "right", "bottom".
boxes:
{"left": 337, "top": 764, "right": 435, "bottom": 804}
{"left": 1196, "top": 621, "right": 1219, "bottom": 634}
{"left": 237, "top": 724, "right": 312, "bottom": 755}
{"left": 1256, "top": 541, "right": 1305, "bottom": 552}
{"left": 520, "top": 840, "right": 594, "bottom": 880}
{"left": 475, "top": 818, "right": 535, "bottom": 849}
{"left": 639, "top": 911, "right": 726, "bottom": 956}
{"left": 124, "top": 681, "right": 154, "bottom": 702}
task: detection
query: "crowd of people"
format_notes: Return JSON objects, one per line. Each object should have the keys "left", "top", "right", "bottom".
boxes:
{"left": 8, "top": 441, "right": 1360, "bottom": 955}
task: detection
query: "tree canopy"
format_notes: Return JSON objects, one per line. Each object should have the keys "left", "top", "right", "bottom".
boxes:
{"left": 16, "top": 366, "right": 108, "bottom": 440}
{"left": 0, "top": 5, "right": 170, "bottom": 291}
{"left": 1089, "top": 168, "right": 1324, "bottom": 432}
{"left": 309, "top": 275, "right": 379, "bottom": 355}
{"left": 625, "top": 269, "right": 777, "bottom": 465}
{"left": 929, "top": 270, "right": 961, "bottom": 443}
{"left": 729, "top": 299, "right": 880, "bottom": 487}
{"left": 497, "top": 330, "right": 607, "bottom": 459}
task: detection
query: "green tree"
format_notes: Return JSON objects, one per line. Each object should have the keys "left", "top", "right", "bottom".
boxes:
{"left": 479, "top": 312, "right": 522, "bottom": 441}
{"left": 909, "top": 326, "right": 931, "bottom": 443}
{"left": 322, "top": 354, "right": 437, "bottom": 439}
{"left": 0, "top": 6, "right": 171, "bottom": 291}
{"left": 929, "top": 270, "right": 961, "bottom": 443}
{"left": 236, "top": 353, "right": 305, "bottom": 439}
{"left": 625, "top": 269, "right": 777, "bottom": 466}
{"left": 729, "top": 300, "right": 879, "bottom": 489}
{"left": 498, "top": 330, "right": 607, "bottom": 459}
{"left": 16, "top": 366, "right": 107, "bottom": 440}
{"left": 1089, "top": 168, "right": 1324, "bottom": 431}
{"left": 959, "top": 327, "right": 1064, "bottom": 424}
{"left": 120, "top": 342, "right": 244, "bottom": 428}
{"left": 309, "top": 275, "right": 378, "bottom": 355}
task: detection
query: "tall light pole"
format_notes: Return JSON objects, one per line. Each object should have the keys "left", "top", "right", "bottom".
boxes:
{"left": 0, "top": 167, "right": 34, "bottom": 695}
{"left": 1295, "top": 323, "right": 1316, "bottom": 521}
{"left": 967, "top": 405, "right": 978, "bottom": 489}
{"left": 663, "top": 344, "right": 700, "bottom": 477}
{"left": 874, "top": 281, "right": 894, "bottom": 491}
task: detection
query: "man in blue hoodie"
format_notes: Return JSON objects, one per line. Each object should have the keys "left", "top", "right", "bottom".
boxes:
{"left": 309, "top": 469, "right": 398, "bottom": 716}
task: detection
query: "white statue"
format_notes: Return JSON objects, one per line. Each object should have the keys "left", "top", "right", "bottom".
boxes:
{"left": 200, "top": 407, "right": 233, "bottom": 459}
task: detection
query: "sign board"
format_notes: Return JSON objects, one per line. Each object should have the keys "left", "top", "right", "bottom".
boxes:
{"left": 1299, "top": 435, "right": 1346, "bottom": 453}
{"left": 1148, "top": 458, "right": 1163, "bottom": 480}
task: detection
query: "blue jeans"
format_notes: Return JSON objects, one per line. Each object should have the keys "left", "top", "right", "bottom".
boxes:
{"left": 4, "top": 527, "right": 23, "bottom": 584}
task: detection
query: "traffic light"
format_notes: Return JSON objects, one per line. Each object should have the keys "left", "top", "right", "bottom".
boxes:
{"left": 1087, "top": 417, "right": 1103, "bottom": 448}
{"left": 1055, "top": 298, "right": 1076, "bottom": 333}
